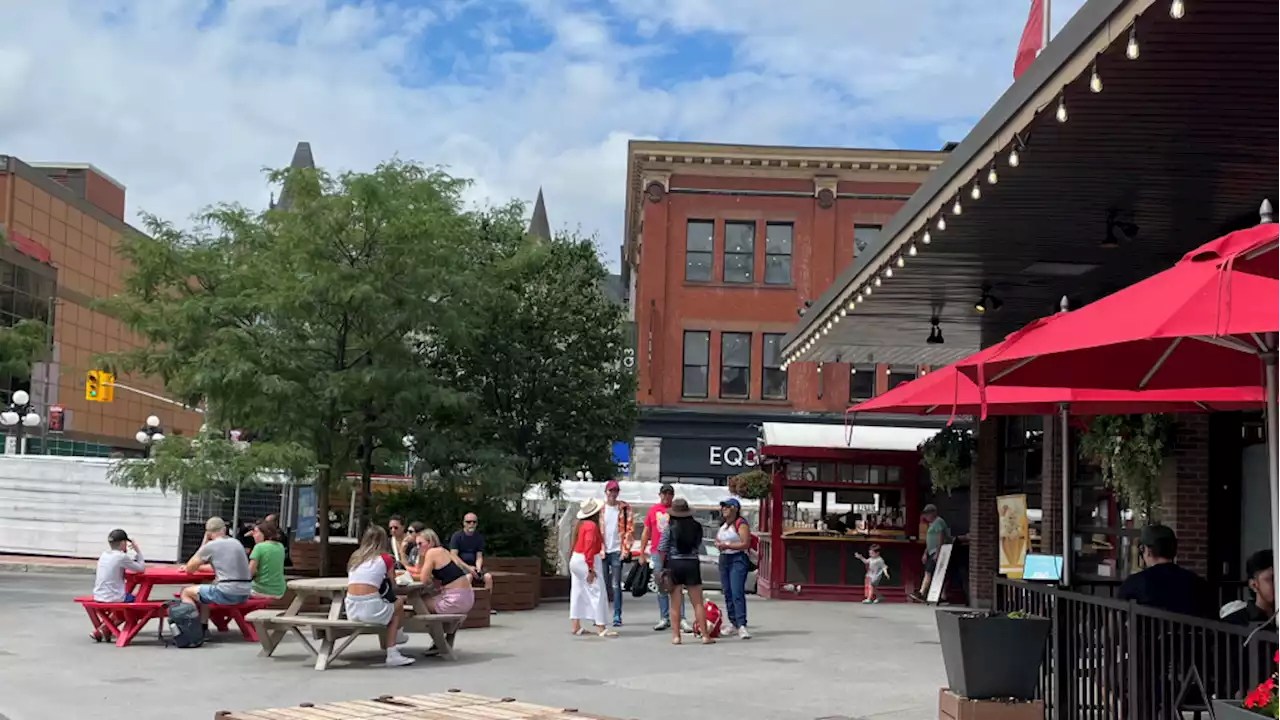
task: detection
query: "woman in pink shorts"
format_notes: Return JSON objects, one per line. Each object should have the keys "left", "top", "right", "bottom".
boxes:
{"left": 414, "top": 529, "right": 476, "bottom": 615}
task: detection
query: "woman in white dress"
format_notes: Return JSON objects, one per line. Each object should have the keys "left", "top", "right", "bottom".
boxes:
{"left": 568, "top": 498, "right": 617, "bottom": 637}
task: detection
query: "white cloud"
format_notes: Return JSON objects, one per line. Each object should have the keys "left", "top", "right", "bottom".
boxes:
{"left": 0, "top": 0, "right": 1086, "bottom": 269}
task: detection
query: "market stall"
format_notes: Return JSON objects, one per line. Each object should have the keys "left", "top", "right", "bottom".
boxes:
{"left": 756, "top": 422, "right": 937, "bottom": 602}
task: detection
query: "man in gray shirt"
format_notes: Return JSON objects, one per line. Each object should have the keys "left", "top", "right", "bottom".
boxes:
{"left": 179, "top": 517, "right": 253, "bottom": 633}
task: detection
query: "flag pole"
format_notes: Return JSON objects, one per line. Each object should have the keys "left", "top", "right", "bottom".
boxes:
{"left": 1041, "top": 0, "right": 1051, "bottom": 51}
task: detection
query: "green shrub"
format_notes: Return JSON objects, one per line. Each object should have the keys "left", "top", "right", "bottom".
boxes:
{"left": 370, "top": 485, "right": 550, "bottom": 573}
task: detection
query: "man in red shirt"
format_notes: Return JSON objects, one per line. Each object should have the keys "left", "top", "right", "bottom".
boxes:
{"left": 639, "top": 484, "right": 690, "bottom": 633}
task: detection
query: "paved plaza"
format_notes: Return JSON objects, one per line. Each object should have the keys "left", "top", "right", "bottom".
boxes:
{"left": 0, "top": 571, "right": 947, "bottom": 720}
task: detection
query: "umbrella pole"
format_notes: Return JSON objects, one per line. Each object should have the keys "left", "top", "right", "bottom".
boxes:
{"left": 1266, "top": 351, "right": 1279, "bottom": 551}
{"left": 1060, "top": 403, "right": 1072, "bottom": 588}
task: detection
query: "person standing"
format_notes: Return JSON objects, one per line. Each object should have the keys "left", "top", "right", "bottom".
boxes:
{"left": 568, "top": 499, "right": 617, "bottom": 637}
{"left": 640, "top": 484, "right": 690, "bottom": 633}
{"left": 179, "top": 517, "right": 253, "bottom": 637}
{"left": 910, "top": 504, "right": 949, "bottom": 602}
{"left": 855, "top": 545, "right": 889, "bottom": 604}
{"left": 601, "top": 480, "right": 633, "bottom": 627}
{"left": 659, "top": 498, "right": 713, "bottom": 645}
{"left": 450, "top": 513, "right": 494, "bottom": 592}
{"left": 715, "top": 498, "right": 752, "bottom": 639}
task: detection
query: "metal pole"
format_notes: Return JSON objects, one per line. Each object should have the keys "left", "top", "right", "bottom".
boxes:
{"left": 1060, "top": 402, "right": 1072, "bottom": 587}
{"left": 1264, "top": 351, "right": 1278, "bottom": 555}
{"left": 1041, "top": 0, "right": 1051, "bottom": 51}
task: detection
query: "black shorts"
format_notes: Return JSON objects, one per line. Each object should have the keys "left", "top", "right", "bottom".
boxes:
{"left": 924, "top": 553, "right": 938, "bottom": 574}
{"left": 666, "top": 558, "right": 701, "bottom": 587}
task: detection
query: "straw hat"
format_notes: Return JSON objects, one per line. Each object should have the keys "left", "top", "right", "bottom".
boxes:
{"left": 577, "top": 498, "right": 604, "bottom": 519}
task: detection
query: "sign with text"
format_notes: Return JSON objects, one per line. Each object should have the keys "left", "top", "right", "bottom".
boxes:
{"left": 998, "top": 493, "right": 1030, "bottom": 579}
{"left": 295, "top": 486, "right": 317, "bottom": 542}
{"left": 708, "top": 445, "right": 759, "bottom": 468}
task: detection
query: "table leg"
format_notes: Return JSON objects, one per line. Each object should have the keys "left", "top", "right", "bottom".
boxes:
{"left": 255, "top": 624, "right": 286, "bottom": 657}
{"left": 314, "top": 629, "right": 335, "bottom": 671}
{"left": 326, "top": 591, "right": 345, "bottom": 620}
{"left": 132, "top": 580, "right": 154, "bottom": 603}
{"left": 287, "top": 626, "right": 319, "bottom": 658}
{"left": 409, "top": 591, "right": 431, "bottom": 616}
{"left": 426, "top": 622, "right": 457, "bottom": 661}
{"left": 210, "top": 611, "right": 231, "bottom": 633}
{"left": 115, "top": 607, "right": 159, "bottom": 648}
{"left": 230, "top": 609, "right": 257, "bottom": 642}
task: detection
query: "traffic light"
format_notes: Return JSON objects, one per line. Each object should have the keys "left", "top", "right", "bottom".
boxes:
{"left": 85, "top": 370, "right": 101, "bottom": 402}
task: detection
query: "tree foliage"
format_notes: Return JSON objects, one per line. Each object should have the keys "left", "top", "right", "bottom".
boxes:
{"left": 109, "top": 425, "right": 314, "bottom": 494}
{"left": 0, "top": 228, "right": 49, "bottom": 379}
{"left": 919, "top": 425, "right": 975, "bottom": 494}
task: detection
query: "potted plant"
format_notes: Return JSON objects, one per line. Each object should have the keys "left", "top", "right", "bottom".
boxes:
{"left": 728, "top": 468, "right": 771, "bottom": 500}
{"left": 1078, "top": 414, "right": 1173, "bottom": 522}
{"left": 935, "top": 609, "right": 1051, "bottom": 701}
{"left": 1213, "top": 651, "right": 1277, "bottom": 718}
{"left": 919, "top": 426, "right": 974, "bottom": 494}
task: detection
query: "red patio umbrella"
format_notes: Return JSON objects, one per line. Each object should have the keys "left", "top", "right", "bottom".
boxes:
{"left": 957, "top": 222, "right": 1279, "bottom": 546}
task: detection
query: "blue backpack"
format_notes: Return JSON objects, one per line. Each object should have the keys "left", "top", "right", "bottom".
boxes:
{"left": 164, "top": 600, "right": 205, "bottom": 648}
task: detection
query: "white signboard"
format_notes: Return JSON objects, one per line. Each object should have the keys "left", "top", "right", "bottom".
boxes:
{"left": 708, "top": 445, "right": 759, "bottom": 468}
{"left": 926, "top": 542, "right": 955, "bottom": 604}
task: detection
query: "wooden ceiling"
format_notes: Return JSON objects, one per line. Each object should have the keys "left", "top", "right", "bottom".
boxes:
{"left": 785, "top": 0, "right": 1278, "bottom": 367}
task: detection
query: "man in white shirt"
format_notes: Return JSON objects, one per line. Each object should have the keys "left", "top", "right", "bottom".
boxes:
{"left": 601, "top": 480, "right": 633, "bottom": 628}
{"left": 93, "top": 528, "right": 145, "bottom": 603}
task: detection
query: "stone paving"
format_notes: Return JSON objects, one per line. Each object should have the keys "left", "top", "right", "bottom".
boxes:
{"left": 0, "top": 571, "right": 948, "bottom": 720}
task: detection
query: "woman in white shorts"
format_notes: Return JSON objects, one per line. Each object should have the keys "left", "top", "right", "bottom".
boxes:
{"left": 345, "top": 525, "right": 415, "bottom": 667}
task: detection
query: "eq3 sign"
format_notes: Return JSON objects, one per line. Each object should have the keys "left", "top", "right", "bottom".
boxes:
{"left": 709, "top": 445, "right": 759, "bottom": 468}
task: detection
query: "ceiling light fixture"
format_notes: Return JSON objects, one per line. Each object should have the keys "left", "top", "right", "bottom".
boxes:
{"left": 952, "top": 197, "right": 963, "bottom": 215}
{"left": 923, "top": 230, "right": 932, "bottom": 245}
{"left": 896, "top": 255, "right": 905, "bottom": 268}
{"left": 974, "top": 288, "right": 1003, "bottom": 314}
{"left": 970, "top": 182, "right": 981, "bottom": 201}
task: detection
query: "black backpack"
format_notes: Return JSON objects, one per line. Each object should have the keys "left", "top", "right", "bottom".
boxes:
{"left": 164, "top": 600, "right": 205, "bottom": 648}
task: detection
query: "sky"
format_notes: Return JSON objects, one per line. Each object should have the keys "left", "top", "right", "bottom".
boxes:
{"left": 0, "top": 0, "right": 1086, "bottom": 268}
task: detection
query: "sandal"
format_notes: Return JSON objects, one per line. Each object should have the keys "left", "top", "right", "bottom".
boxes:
{"left": 597, "top": 629, "right": 618, "bottom": 638}
{"left": 572, "top": 627, "right": 587, "bottom": 636}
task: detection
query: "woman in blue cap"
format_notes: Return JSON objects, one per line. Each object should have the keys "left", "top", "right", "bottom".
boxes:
{"left": 715, "top": 497, "right": 753, "bottom": 639}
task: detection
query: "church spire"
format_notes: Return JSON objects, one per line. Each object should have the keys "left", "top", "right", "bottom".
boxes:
{"left": 527, "top": 188, "right": 551, "bottom": 241}
{"left": 271, "top": 141, "right": 316, "bottom": 210}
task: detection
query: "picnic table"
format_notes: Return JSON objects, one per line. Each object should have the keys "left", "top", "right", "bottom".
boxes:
{"left": 248, "top": 577, "right": 466, "bottom": 670}
{"left": 126, "top": 566, "right": 214, "bottom": 601}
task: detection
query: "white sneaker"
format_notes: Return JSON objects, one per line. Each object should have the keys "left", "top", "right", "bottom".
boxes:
{"left": 738, "top": 626, "right": 752, "bottom": 640}
{"left": 396, "top": 629, "right": 409, "bottom": 646}
{"left": 653, "top": 619, "right": 670, "bottom": 631}
{"left": 862, "top": 598, "right": 873, "bottom": 604}
{"left": 385, "top": 649, "right": 416, "bottom": 667}
{"left": 680, "top": 619, "right": 694, "bottom": 633}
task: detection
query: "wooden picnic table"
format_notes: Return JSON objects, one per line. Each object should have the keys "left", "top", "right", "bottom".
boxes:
{"left": 248, "top": 577, "right": 465, "bottom": 670}
{"left": 215, "top": 690, "right": 630, "bottom": 719}
{"left": 126, "top": 566, "right": 214, "bottom": 601}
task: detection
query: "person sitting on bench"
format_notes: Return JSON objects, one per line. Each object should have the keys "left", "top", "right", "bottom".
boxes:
{"left": 90, "top": 529, "right": 145, "bottom": 640}
{"left": 415, "top": 529, "right": 477, "bottom": 617}
{"left": 180, "top": 517, "right": 253, "bottom": 637}
{"left": 345, "top": 524, "right": 415, "bottom": 667}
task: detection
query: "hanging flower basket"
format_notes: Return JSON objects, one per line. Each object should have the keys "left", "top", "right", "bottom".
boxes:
{"left": 728, "top": 468, "right": 771, "bottom": 500}
{"left": 1079, "top": 414, "right": 1173, "bottom": 523}
{"left": 919, "top": 426, "right": 974, "bottom": 494}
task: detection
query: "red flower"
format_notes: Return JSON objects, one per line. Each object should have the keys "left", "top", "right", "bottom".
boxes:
{"left": 1245, "top": 677, "right": 1277, "bottom": 709}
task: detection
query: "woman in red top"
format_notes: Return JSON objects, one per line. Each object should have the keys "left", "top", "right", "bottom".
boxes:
{"left": 569, "top": 498, "right": 617, "bottom": 637}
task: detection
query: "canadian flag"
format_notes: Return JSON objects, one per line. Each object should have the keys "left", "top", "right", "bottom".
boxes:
{"left": 1014, "top": 0, "right": 1047, "bottom": 79}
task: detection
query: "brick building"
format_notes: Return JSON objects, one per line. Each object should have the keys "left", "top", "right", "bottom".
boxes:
{"left": 0, "top": 155, "right": 202, "bottom": 454}
{"left": 621, "top": 141, "right": 950, "bottom": 485}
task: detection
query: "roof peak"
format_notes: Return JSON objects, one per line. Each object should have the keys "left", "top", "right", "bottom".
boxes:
{"left": 527, "top": 187, "right": 551, "bottom": 240}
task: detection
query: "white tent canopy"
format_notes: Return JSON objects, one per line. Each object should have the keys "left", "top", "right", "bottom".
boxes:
{"left": 524, "top": 480, "right": 758, "bottom": 510}
{"left": 760, "top": 422, "right": 936, "bottom": 452}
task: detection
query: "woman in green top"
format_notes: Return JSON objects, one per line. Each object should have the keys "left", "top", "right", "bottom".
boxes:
{"left": 249, "top": 518, "right": 287, "bottom": 598}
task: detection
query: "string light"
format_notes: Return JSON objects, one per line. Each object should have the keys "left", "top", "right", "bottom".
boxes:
{"left": 970, "top": 182, "right": 981, "bottom": 201}
{"left": 936, "top": 215, "right": 947, "bottom": 231}
{"left": 839, "top": 307, "right": 847, "bottom": 317}
{"left": 952, "top": 197, "right": 963, "bottom": 215}
{"left": 922, "top": 230, "right": 932, "bottom": 245}
{"left": 884, "top": 267, "right": 893, "bottom": 278}
{"left": 896, "top": 254, "right": 905, "bottom": 267}
{"left": 856, "top": 294, "right": 864, "bottom": 303}
{"left": 1009, "top": 148, "right": 1021, "bottom": 167}
{"left": 1055, "top": 96, "right": 1068, "bottom": 123}
{"left": 864, "top": 284, "right": 873, "bottom": 296}
{"left": 1089, "top": 63, "right": 1102, "bottom": 93}
{"left": 987, "top": 163, "right": 998, "bottom": 185}
{"left": 1126, "top": 26, "right": 1139, "bottom": 59}
{"left": 908, "top": 243, "right": 918, "bottom": 256}
{"left": 847, "top": 300, "right": 856, "bottom": 311}
{"left": 1170, "top": 0, "right": 1185, "bottom": 19}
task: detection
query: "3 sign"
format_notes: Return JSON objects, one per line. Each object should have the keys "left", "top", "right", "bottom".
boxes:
{"left": 84, "top": 370, "right": 115, "bottom": 403}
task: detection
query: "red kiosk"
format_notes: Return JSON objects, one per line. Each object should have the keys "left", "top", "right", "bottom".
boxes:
{"left": 755, "top": 422, "right": 938, "bottom": 602}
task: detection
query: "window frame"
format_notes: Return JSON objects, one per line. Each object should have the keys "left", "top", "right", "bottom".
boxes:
{"left": 853, "top": 224, "right": 882, "bottom": 258}
{"left": 886, "top": 366, "right": 917, "bottom": 392}
{"left": 848, "top": 364, "right": 876, "bottom": 403}
{"left": 722, "top": 221, "right": 756, "bottom": 284}
{"left": 684, "top": 220, "right": 714, "bottom": 283}
{"left": 719, "top": 331, "right": 752, "bottom": 399}
{"left": 681, "top": 330, "right": 711, "bottom": 398}
{"left": 763, "top": 222, "right": 793, "bottom": 286}
{"left": 761, "top": 332, "right": 788, "bottom": 400}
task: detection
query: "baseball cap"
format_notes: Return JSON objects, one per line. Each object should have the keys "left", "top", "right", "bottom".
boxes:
{"left": 922, "top": 504, "right": 938, "bottom": 514}
{"left": 659, "top": 483, "right": 675, "bottom": 495}
{"left": 720, "top": 497, "right": 741, "bottom": 509}
{"left": 107, "top": 529, "right": 129, "bottom": 544}
{"left": 205, "top": 516, "right": 228, "bottom": 533}
{"left": 605, "top": 480, "right": 620, "bottom": 491}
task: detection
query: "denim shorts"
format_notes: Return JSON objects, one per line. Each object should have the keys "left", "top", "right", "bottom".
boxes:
{"left": 198, "top": 584, "right": 250, "bottom": 605}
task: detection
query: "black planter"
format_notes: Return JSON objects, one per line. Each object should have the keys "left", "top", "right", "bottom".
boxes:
{"left": 1212, "top": 699, "right": 1263, "bottom": 719}
{"left": 935, "top": 609, "right": 1051, "bottom": 701}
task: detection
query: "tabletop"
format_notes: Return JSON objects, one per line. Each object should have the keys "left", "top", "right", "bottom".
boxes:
{"left": 287, "top": 576, "right": 427, "bottom": 594}
{"left": 127, "top": 567, "right": 215, "bottom": 584}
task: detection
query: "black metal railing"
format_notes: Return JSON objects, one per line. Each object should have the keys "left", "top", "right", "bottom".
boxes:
{"left": 995, "top": 578, "right": 1277, "bottom": 720}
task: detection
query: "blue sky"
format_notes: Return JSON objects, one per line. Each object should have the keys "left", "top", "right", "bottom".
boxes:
{"left": 0, "top": 0, "right": 1086, "bottom": 267}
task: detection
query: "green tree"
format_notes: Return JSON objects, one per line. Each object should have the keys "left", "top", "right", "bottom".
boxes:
{"left": 416, "top": 222, "right": 637, "bottom": 498}
{"left": 0, "top": 228, "right": 50, "bottom": 378}
{"left": 103, "top": 161, "right": 485, "bottom": 571}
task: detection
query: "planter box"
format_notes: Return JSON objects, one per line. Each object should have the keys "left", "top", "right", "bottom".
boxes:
{"left": 936, "top": 609, "right": 1051, "bottom": 701}
{"left": 939, "top": 689, "right": 1044, "bottom": 720}
{"left": 289, "top": 538, "right": 357, "bottom": 577}
{"left": 485, "top": 556, "right": 541, "bottom": 577}
{"left": 462, "top": 587, "right": 491, "bottom": 629}
{"left": 540, "top": 575, "right": 570, "bottom": 601}
{"left": 486, "top": 571, "right": 539, "bottom": 611}
{"left": 1213, "top": 699, "right": 1263, "bottom": 719}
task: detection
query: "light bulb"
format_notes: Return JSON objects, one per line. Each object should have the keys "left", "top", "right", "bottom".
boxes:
{"left": 865, "top": 285, "right": 873, "bottom": 296}
{"left": 936, "top": 216, "right": 947, "bottom": 231}
{"left": 970, "top": 183, "right": 981, "bottom": 201}
{"left": 987, "top": 165, "right": 998, "bottom": 185}
{"left": 1055, "top": 98, "right": 1068, "bottom": 123}
{"left": 136, "top": 430, "right": 150, "bottom": 444}
{"left": 856, "top": 294, "right": 864, "bottom": 303}
{"left": 1089, "top": 66, "right": 1102, "bottom": 93}
{"left": 875, "top": 275, "right": 882, "bottom": 287}
{"left": 884, "top": 267, "right": 893, "bottom": 278}
{"left": 908, "top": 243, "right": 918, "bottom": 256}
{"left": 847, "top": 301, "right": 856, "bottom": 311}
{"left": 896, "top": 255, "right": 905, "bottom": 268}
{"left": 923, "top": 230, "right": 932, "bottom": 245}
{"left": 1170, "top": 0, "right": 1184, "bottom": 19}
{"left": 1126, "top": 28, "right": 1139, "bottom": 59}
{"left": 952, "top": 198, "right": 962, "bottom": 215}
{"left": 1009, "top": 149, "right": 1020, "bottom": 167}
{"left": 822, "top": 327, "right": 829, "bottom": 336}
{"left": 839, "top": 308, "right": 847, "bottom": 317}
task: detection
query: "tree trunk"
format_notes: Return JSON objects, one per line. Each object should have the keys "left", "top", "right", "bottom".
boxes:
{"left": 317, "top": 464, "right": 332, "bottom": 576}
{"left": 357, "top": 430, "right": 375, "bottom": 535}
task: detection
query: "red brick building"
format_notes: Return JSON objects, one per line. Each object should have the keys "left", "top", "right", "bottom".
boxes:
{"left": 621, "top": 141, "right": 949, "bottom": 484}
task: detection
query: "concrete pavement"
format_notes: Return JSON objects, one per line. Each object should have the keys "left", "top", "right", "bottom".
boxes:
{"left": 0, "top": 571, "right": 948, "bottom": 720}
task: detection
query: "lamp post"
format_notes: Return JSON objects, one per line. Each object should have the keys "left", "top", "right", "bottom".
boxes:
{"left": 1, "top": 390, "right": 41, "bottom": 455}
{"left": 135, "top": 415, "right": 165, "bottom": 456}
{"left": 575, "top": 470, "right": 594, "bottom": 482}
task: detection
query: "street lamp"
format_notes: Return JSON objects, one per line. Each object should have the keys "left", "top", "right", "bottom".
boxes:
{"left": 1, "top": 390, "right": 41, "bottom": 455}
{"left": 575, "top": 470, "right": 594, "bottom": 482}
{"left": 135, "top": 415, "right": 165, "bottom": 455}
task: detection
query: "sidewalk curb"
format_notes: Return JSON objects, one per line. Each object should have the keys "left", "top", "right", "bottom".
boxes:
{"left": 0, "top": 561, "right": 96, "bottom": 575}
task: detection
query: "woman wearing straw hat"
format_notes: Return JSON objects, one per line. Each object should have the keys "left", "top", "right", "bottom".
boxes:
{"left": 569, "top": 498, "right": 618, "bottom": 637}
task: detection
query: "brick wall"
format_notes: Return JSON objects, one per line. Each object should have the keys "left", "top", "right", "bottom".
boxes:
{"left": 969, "top": 419, "right": 1000, "bottom": 608}
{"left": 1164, "top": 414, "right": 1211, "bottom": 577}
{"left": 1039, "top": 414, "right": 1064, "bottom": 555}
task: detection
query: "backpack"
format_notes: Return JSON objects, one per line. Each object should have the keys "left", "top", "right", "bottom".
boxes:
{"left": 164, "top": 600, "right": 205, "bottom": 648}
{"left": 702, "top": 601, "right": 723, "bottom": 638}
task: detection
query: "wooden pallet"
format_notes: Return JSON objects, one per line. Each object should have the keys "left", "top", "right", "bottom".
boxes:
{"left": 214, "top": 690, "right": 632, "bottom": 719}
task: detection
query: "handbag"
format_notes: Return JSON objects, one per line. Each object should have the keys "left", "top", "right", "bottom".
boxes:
{"left": 377, "top": 554, "right": 398, "bottom": 604}
{"left": 630, "top": 562, "right": 651, "bottom": 598}
{"left": 622, "top": 561, "right": 642, "bottom": 593}
{"left": 656, "top": 568, "right": 674, "bottom": 595}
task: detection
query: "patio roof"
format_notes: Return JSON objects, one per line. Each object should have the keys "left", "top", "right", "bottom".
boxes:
{"left": 781, "top": 0, "right": 1278, "bottom": 368}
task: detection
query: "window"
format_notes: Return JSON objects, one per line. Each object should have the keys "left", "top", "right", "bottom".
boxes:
{"left": 682, "top": 331, "right": 710, "bottom": 398}
{"left": 764, "top": 223, "right": 793, "bottom": 285}
{"left": 723, "top": 222, "right": 755, "bottom": 283}
{"left": 685, "top": 221, "right": 713, "bottom": 282}
{"left": 886, "top": 366, "right": 917, "bottom": 392}
{"left": 849, "top": 365, "right": 875, "bottom": 402}
{"left": 762, "top": 333, "right": 787, "bottom": 400}
{"left": 719, "top": 332, "right": 751, "bottom": 398}
{"left": 854, "top": 224, "right": 881, "bottom": 258}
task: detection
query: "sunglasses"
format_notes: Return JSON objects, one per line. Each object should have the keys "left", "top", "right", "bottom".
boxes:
{"left": 464, "top": 520, "right": 477, "bottom": 525}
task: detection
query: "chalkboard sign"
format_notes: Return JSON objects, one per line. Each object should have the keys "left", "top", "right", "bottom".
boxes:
{"left": 926, "top": 542, "right": 954, "bottom": 604}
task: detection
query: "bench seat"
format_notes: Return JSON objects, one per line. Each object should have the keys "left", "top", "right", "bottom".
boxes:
{"left": 247, "top": 610, "right": 466, "bottom": 670}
